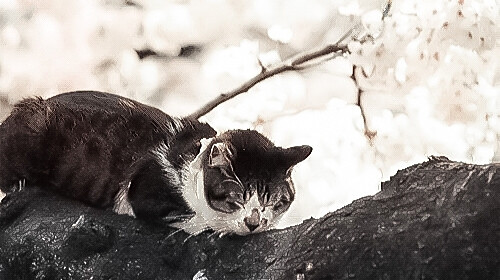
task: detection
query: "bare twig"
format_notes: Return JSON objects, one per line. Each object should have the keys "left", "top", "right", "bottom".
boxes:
{"left": 187, "top": 43, "right": 349, "bottom": 119}
{"left": 382, "top": 0, "right": 392, "bottom": 19}
{"left": 256, "top": 58, "right": 267, "bottom": 74}
{"left": 352, "top": 66, "right": 377, "bottom": 145}
{"left": 351, "top": 0, "right": 391, "bottom": 143}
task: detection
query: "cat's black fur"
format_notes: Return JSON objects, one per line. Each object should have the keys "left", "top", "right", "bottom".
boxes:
{"left": 0, "top": 91, "right": 215, "bottom": 221}
{"left": 0, "top": 91, "right": 312, "bottom": 233}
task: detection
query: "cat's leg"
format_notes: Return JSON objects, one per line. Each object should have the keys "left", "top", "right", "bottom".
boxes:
{"left": 127, "top": 158, "right": 194, "bottom": 222}
{"left": 0, "top": 174, "right": 26, "bottom": 194}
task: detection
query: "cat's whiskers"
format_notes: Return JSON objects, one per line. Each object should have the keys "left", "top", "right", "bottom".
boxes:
{"left": 162, "top": 213, "right": 194, "bottom": 222}
{"left": 164, "top": 222, "right": 207, "bottom": 243}
{"left": 209, "top": 220, "right": 237, "bottom": 237}
{"left": 182, "top": 227, "right": 209, "bottom": 244}
{"left": 164, "top": 228, "right": 185, "bottom": 241}
{"left": 215, "top": 229, "right": 229, "bottom": 238}
{"left": 207, "top": 231, "right": 220, "bottom": 239}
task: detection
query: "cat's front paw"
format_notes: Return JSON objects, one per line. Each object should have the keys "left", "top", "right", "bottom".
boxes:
{"left": 1, "top": 179, "right": 26, "bottom": 194}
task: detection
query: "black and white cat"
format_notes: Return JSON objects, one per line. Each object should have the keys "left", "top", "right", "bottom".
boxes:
{"left": 0, "top": 91, "right": 312, "bottom": 235}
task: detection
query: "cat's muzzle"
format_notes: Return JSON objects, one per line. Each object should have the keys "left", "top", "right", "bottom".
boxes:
{"left": 243, "top": 208, "right": 268, "bottom": 232}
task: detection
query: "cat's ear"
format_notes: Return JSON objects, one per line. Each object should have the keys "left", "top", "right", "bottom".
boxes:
{"left": 208, "top": 142, "right": 234, "bottom": 168}
{"left": 177, "top": 120, "right": 216, "bottom": 142}
{"left": 283, "top": 145, "right": 313, "bottom": 167}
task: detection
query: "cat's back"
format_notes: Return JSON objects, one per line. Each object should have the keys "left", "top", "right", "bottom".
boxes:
{"left": 46, "top": 91, "right": 179, "bottom": 133}
{"left": 0, "top": 91, "right": 180, "bottom": 206}
{"left": 2, "top": 91, "right": 179, "bottom": 155}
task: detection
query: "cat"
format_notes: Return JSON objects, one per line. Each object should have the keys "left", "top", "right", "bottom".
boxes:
{"left": 0, "top": 91, "right": 312, "bottom": 235}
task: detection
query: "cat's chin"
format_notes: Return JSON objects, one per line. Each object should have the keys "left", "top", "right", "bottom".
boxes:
{"left": 231, "top": 225, "right": 275, "bottom": 236}
{"left": 170, "top": 220, "right": 275, "bottom": 237}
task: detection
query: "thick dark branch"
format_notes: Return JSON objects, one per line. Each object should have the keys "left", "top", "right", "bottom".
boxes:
{"left": 1, "top": 158, "right": 499, "bottom": 279}
{"left": 187, "top": 44, "right": 348, "bottom": 119}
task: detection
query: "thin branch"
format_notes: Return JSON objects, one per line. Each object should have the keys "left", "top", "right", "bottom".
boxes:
{"left": 382, "top": 0, "right": 392, "bottom": 19}
{"left": 257, "top": 58, "right": 266, "bottom": 74}
{"left": 351, "top": 0, "right": 391, "bottom": 143}
{"left": 290, "top": 44, "right": 348, "bottom": 67}
{"left": 353, "top": 65, "right": 377, "bottom": 144}
{"left": 188, "top": 44, "right": 348, "bottom": 119}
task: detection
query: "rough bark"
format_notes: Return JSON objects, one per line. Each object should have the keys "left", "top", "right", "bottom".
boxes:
{"left": 0, "top": 156, "right": 499, "bottom": 280}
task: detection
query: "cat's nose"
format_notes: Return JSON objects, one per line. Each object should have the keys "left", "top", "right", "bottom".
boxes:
{"left": 244, "top": 208, "right": 260, "bottom": 232}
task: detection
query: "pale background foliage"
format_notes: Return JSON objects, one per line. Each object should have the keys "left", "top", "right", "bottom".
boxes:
{"left": 0, "top": 0, "right": 498, "bottom": 227}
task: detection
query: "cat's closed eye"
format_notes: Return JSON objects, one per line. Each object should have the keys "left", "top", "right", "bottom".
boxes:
{"left": 261, "top": 190, "right": 270, "bottom": 205}
{"left": 273, "top": 197, "right": 291, "bottom": 211}
{"left": 207, "top": 179, "right": 244, "bottom": 213}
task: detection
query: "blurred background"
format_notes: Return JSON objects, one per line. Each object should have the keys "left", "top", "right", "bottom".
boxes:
{"left": 0, "top": 0, "right": 498, "bottom": 227}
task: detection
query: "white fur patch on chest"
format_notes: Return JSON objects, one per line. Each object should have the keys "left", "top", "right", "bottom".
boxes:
{"left": 170, "top": 138, "right": 221, "bottom": 234}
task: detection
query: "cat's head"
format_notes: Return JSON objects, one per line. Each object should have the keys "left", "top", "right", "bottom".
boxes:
{"left": 202, "top": 129, "right": 312, "bottom": 235}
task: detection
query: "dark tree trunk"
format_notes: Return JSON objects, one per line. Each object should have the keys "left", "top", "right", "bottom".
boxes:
{"left": 0, "top": 156, "right": 499, "bottom": 280}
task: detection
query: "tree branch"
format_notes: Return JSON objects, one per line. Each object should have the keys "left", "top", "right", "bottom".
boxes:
{"left": 2, "top": 158, "right": 499, "bottom": 279}
{"left": 187, "top": 44, "right": 349, "bottom": 119}
{"left": 188, "top": 0, "right": 392, "bottom": 120}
